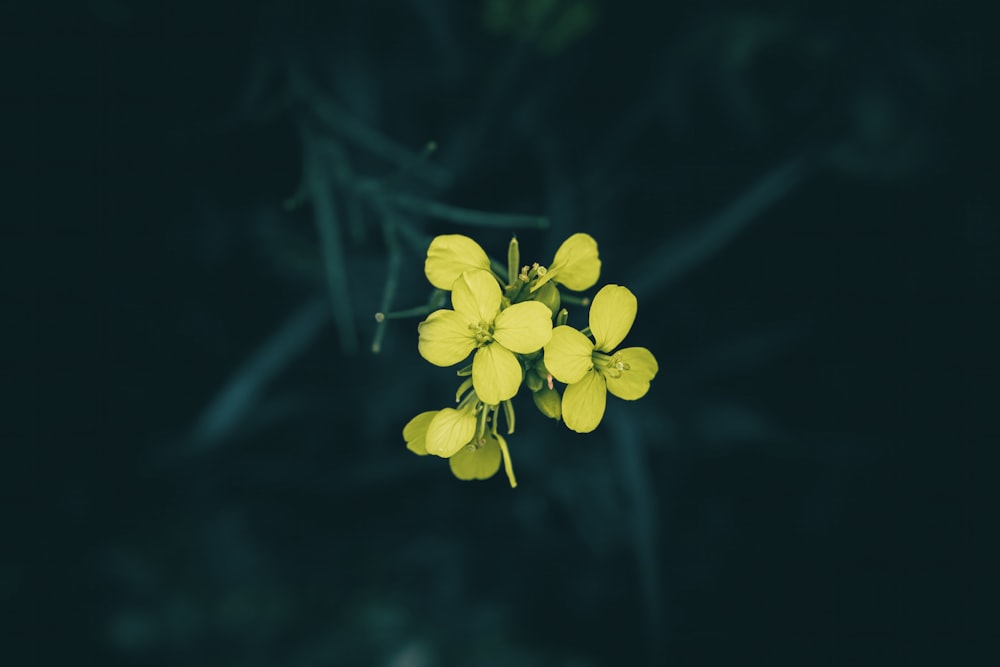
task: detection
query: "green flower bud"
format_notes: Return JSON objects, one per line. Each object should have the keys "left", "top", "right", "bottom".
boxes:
{"left": 532, "top": 280, "right": 562, "bottom": 316}
{"left": 507, "top": 236, "right": 520, "bottom": 287}
{"left": 524, "top": 368, "right": 545, "bottom": 393}
{"left": 532, "top": 386, "right": 562, "bottom": 420}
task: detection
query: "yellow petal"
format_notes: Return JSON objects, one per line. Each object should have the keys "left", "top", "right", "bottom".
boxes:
{"left": 425, "top": 407, "right": 477, "bottom": 458}
{"left": 561, "top": 369, "right": 607, "bottom": 433}
{"left": 472, "top": 344, "right": 523, "bottom": 404}
{"left": 451, "top": 270, "right": 502, "bottom": 324}
{"left": 403, "top": 410, "right": 439, "bottom": 455}
{"left": 424, "top": 234, "right": 492, "bottom": 290}
{"left": 418, "top": 309, "right": 477, "bottom": 367}
{"left": 543, "top": 325, "right": 594, "bottom": 384}
{"left": 589, "top": 284, "right": 636, "bottom": 352}
{"left": 549, "top": 232, "right": 601, "bottom": 291}
{"left": 604, "top": 347, "right": 659, "bottom": 400}
{"left": 492, "top": 301, "right": 553, "bottom": 354}
{"left": 448, "top": 435, "right": 502, "bottom": 481}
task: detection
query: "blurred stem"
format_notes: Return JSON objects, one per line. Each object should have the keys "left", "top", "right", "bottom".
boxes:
{"left": 191, "top": 297, "right": 330, "bottom": 450}
{"left": 629, "top": 153, "right": 816, "bottom": 298}
{"left": 326, "top": 142, "right": 367, "bottom": 244}
{"left": 302, "top": 126, "right": 359, "bottom": 355}
{"left": 561, "top": 293, "right": 590, "bottom": 307}
{"left": 371, "top": 204, "right": 403, "bottom": 354}
{"left": 383, "top": 192, "right": 549, "bottom": 229}
{"left": 289, "top": 68, "right": 452, "bottom": 189}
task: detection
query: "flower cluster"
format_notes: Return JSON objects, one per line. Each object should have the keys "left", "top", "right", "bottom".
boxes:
{"left": 403, "top": 233, "right": 658, "bottom": 486}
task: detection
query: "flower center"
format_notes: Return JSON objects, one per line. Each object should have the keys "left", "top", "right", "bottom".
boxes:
{"left": 470, "top": 320, "right": 494, "bottom": 345}
{"left": 592, "top": 351, "right": 630, "bottom": 378}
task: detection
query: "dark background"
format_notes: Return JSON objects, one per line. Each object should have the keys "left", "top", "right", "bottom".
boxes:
{"left": 17, "top": 0, "right": 999, "bottom": 664}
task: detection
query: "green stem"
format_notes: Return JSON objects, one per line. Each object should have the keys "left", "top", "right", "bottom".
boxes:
{"left": 495, "top": 432, "right": 517, "bottom": 489}
{"left": 371, "top": 209, "right": 402, "bottom": 354}
{"left": 561, "top": 293, "right": 591, "bottom": 307}
{"left": 375, "top": 304, "right": 435, "bottom": 321}
{"left": 290, "top": 71, "right": 452, "bottom": 189}
{"left": 501, "top": 399, "right": 516, "bottom": 435}
{"left": 303, "top": 127, "right": 359, "bottom": 355}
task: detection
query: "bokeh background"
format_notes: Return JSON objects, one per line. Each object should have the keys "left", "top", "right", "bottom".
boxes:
{"left": 26, "top": 0, "right": 998, "bottom": 664}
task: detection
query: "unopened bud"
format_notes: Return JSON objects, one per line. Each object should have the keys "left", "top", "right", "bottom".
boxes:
{"left": 525, "top": 369, "right": 545, "bottom": 393}
{"left": 531, "top": 281, "right": 561, "bottom": 316}
{"left": 532, "top": 386, "right": 562, "bottom": 421}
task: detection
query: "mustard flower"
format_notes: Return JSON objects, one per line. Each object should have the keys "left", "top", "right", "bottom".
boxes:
{"left": 424, "top": 234, "right": 492, "bottom": 290}
{"left": 530, "top": 232, "right": 601, "bottom": 292}
{"left": 402, "top": 405, "right": 518, "bottom": 486}
{"left": 403, "top": 410, "right": 439, "bottom": 455}
{"left": 449, "top": 432, "right": 504, "bottom": 481}
{"left": 425, "top": 403, "right": 479, "bottom": 458}
{"left": 543, "top": 284, "right": 658, "bottom": 432}
{"left": 418, "top": 270, "right": 553, "bottom": 405}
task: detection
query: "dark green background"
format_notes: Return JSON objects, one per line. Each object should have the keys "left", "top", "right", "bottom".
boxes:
{"left": 20, "top": 0, "right": 997, "bottom": 664}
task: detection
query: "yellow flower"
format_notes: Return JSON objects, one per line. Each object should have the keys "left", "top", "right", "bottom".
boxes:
{"left": 402, "top": 410, "right": 439, "bottom": 455}
{"left": 424, "top": 403, "right": 479, "bottom": 458}
{"left": 449, "top": 432, "right": 503, "bottom": 481}
{"left": 530, "top": 232, "right": 601, "bottom": 292}
{"left": 542, "top": 284, "right": 658, "bottom": 432}
{"left": 418, "top": 270, "right": 553, "bottom": 405}
{"left": 402, "top": 406, "right": 518, "bottom": 487}
{"left": 424, "top": 234, "right": 492, "bottom": 290}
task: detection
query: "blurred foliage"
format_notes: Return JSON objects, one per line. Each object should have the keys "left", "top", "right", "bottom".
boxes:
{"left": 41, "top": 0, "right": 994, "bottom": 665}
{"left": 482, "top": 0, "right": 600, "bottom": 55}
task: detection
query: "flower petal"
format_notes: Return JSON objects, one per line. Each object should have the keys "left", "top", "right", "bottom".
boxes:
{"left": 492, "top": 301, "right": 553, "bottom": 354}
{"left": 605, "top": 347, "right": 659, "bottom": 400}
{"left": 472, "top": 344, "right": 523, "bottom": 405}
{"left": 451, "top": 270, "right": 502, "bottom": 324}
{"left": 424, "top": 234, "right": 491, "bottom": 290}
{"left": 543, "top": 325, "right": 594, "bottom": 384}
{"left": 549, "top": 232, "right": 601, "bottom": 291}
{"left": 561, "top": 368, "right": 607, "bottom": 433}
{"left": 402, "top": 410, "right": 439, "bottom": 455}
{"left": 589, "top": 284, "right": 637, "bottom": 352}
{"left": 418, "top": 309, "right": 477, "bottom": 367}
{"left": 425, "top": 407, "right": 477, "bottom": 458}
{"left": 448, "top": 435, "right": 502, "bottom": 481}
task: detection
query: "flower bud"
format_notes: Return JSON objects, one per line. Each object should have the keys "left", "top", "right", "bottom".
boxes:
{"left": 531, "top": 281, "right": 561, "bottom": 316}
{"left": 524, "top": 368, "right": 545, "bottom": 393}
{"left": 507, "top": 236, "right": 520, "bottom": 286}
{"left": 532, "top": 386, "right": 562, "bottom": 420}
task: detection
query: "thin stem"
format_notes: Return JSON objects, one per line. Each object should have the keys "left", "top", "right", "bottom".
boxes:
{"left": 455, "top": 377, "right": 474, "bottom": 403}
{"left": 302, "top": 125, "right": 359, "bottom": 355}
{"left": 495, "top": 432, "right": 517, "bottom": 489}
{"left": 561, "top": 293, "right": 591, "bottom": 307}
{"left": 190, "top": 297, "right": 330, "bottom": 450}
{"left": 384, "top": 192, "right": 549, "bottom": 229}
{"left": 501, "top": 399, "right": 516, "bottom": 435}
{"left": 371, "top": 200, "right": 404, "bottom": 354}
{"left": 379, "top": 140, "right": 439, "bottom": 192}
{"left": 325, "top": 142, "right": 367, "bottom": 244}
{"left": 376, "top": 304, "right": 434, "bottom": 321}
{"left": 290, "top": 70, "right": 452, "bottom": 189}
